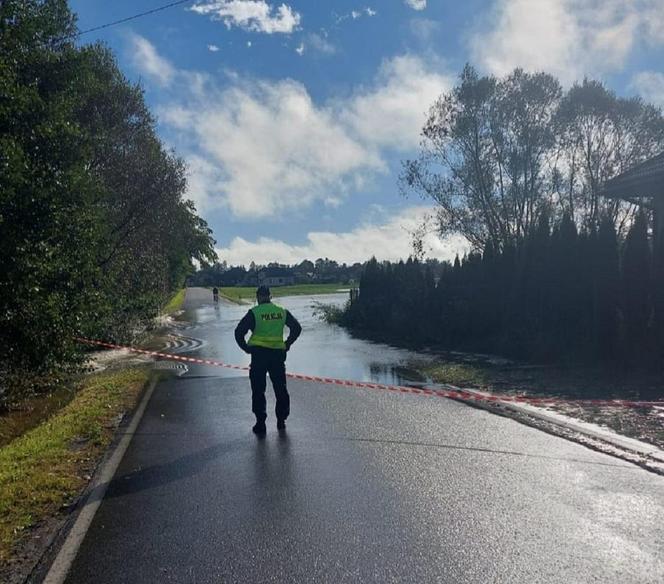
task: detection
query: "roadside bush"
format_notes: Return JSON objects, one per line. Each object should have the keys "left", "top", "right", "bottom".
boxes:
{"left": 0, "top": 1, "right": 216, "bottom": 407}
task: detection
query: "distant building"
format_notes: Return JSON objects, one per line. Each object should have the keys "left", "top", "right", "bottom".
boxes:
{"left": 257, "top": 267, "right": 296, "bottom": 287}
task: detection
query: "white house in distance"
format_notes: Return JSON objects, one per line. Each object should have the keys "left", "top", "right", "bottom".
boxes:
{"left": 257, "top": 267, "right": 296, "bottom": 287}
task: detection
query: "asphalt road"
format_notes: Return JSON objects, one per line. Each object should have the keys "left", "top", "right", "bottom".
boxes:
{"left": 63, "top": 289, "right": 664, "bottom": 583}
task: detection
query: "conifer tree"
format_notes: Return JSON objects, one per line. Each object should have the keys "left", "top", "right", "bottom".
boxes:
{"left": 593, "top": 217, "right": 620, "bottom": 361}
{"left": 621, "top": 212, "right": 652, "bottom": 365}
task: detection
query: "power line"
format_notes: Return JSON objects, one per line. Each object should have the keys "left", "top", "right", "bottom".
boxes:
{"left": 71, "top": 0, "right": 194, "bottom": 40}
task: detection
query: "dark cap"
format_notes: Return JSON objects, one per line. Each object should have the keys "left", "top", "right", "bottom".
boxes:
{"left": 256, "top": 285, "right": 271, "bottom": 298}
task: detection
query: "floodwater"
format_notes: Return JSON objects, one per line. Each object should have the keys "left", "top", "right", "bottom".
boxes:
{"left": 173, "top": 291, "right": 430, "bottom": 386}
{"left": 171, "top": 288, "right": 664, "bottom": 402}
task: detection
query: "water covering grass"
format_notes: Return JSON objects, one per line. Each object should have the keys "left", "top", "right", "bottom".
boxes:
{"left": 0, "top": 368, "right": 150, "bottom": 562}
{"left": 220, "top": 284, "right": 346, "bottom": 303}
{"left": 417, "top": 362, "right": 489, "bottom": 387}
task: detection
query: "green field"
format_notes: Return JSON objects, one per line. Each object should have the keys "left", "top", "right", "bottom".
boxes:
{"left": 219, "top": 284, "right": 347, "bottom": 303}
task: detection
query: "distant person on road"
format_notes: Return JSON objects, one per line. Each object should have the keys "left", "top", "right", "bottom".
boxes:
{"left": 234, "top": 286, "right": 302, "bottom": 434}
{"left": 212, "top": 287, "right": 219, "bottom": 303}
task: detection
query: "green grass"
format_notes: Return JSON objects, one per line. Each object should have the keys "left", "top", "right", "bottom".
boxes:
{"left": 0, "top": 368, "right": 150, "bottom": 562}
{"left": 416, "top": 362, "right": 488, "bottom": 387}
{"left": 0, "top": 385, "right": 76, "bottom": 449}
{"left": 163, "top": 288, "right": 186, "bottom": 313}
{"left": 219, "top": 283, "right": 347, "bottom": 303}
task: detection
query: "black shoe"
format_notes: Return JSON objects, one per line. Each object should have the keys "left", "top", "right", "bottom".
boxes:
{"left": 276, "top": 419, "right": 286, "bottom": 430}
{"left": 252, "top": 421, "right": 266, "bottom": 434}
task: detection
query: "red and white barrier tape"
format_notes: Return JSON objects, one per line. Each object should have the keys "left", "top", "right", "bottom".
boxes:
{"left": 76, "top": 337, "right": 664, "bottom": 409}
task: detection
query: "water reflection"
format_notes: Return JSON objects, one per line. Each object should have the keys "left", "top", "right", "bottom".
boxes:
{"left": 176, "top": 290, "right": 663, "bottom": 401}
{"left": 179, "top": 292, "right": 427, "bottom": 386}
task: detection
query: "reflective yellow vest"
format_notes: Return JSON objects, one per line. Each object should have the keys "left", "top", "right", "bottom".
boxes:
{"left": 248, "top": 303, "right": 287, "bottom": 350}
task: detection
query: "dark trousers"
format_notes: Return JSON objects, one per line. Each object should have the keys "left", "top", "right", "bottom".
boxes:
{"left": 249, "top": 347, "right": 289, "bottom": 422}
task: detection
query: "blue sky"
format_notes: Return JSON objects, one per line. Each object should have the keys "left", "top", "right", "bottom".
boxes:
{"left": 69, "top": 0, "right": 664, "bottom": 265}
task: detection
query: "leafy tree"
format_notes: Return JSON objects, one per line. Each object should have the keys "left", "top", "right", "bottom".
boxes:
{"left": 365, "top": 64, "right": 664, "bottom": 371}
{"left": 342, "top": 209, "right": 659, "bottom": 371}
{"left": 0, "top": 1, "right": 216, "bottom": 405}
{"left": 554, "top": 79, "right": 664, "bottom": 233}
{"left": 1, "top": 0, "right": 98, "bottom": 396}
{"left": 401, "top": 65, "right": 561, "bottom": 251}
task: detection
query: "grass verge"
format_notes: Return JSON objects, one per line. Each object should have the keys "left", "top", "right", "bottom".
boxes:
{"left": 163, "top": 288, "right": 186, "bottom": 313}
{"left": 0, "top": 386, "right": 76, "bottom": 449}
{"left": 0, "top": 367, "right": 150, "bottom": 563}
{"left": 220, "top": 283, "right": 347, "bottom": 303}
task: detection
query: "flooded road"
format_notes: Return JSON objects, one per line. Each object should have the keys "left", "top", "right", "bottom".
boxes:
{"left": 65, "top": 286, "right": 664, "bottom": 584}
{"left": 166, "top": 288, "right": 664, "bottom": 403}
{"left": 173, "top": 289, "right": 429, "bottom": 386}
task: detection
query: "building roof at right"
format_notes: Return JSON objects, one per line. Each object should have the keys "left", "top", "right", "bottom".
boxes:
{"left": 600, "top": 152, "right": 664, "bottom": 205}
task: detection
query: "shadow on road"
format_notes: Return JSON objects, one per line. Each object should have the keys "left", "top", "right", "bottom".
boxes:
{"left": 87, "top": 439, "right": 243, "bottom": 502}
{"left": 85, "top": 430, "right": 297, "bottom": 506}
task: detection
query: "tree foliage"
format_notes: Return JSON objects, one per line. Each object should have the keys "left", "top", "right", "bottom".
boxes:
{"left": 358, "top": 65, "right": 664, "bottom": 371}
{"left": 0, "top": 1, "right": 216, "bottom": 405}
{"left": 190, "top": 259, "right": 364, "bottom": 287}
{"left": 345, "top": 210, "right": 660, "bottom": 371}
{"left": 402, "top": 66, "right": 562, "bottom": 250}
{"left": 554, "top": 79, "right": 664, "bottom": 233}
{"left": 402, "top": 66, "right": 664, "bottom": 248}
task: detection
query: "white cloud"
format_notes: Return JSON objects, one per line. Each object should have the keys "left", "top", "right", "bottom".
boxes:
{"left": 159, "top": 78, "right": 384, "bottom": 217}
{"left": 182, "top": 154, "right": 227, "bottom": 214}
{"left": 324, "top": 196, "right": 343, "bottom": 209}
{"left": 470, "top": 0, "right": 664, "bottom": 84}
{"left": 631, "top": 71, "right": 664, "bottom": 107}
{"left": 342, "top": 55, "right": 451, "bottom": 150}
{"left": 207, "top": 44, "right": 220, "bottom": 52}
{"left": 136, "top": 36, "right": 450, "bottom": 218}
{"left": 295, "top": 42, "right": 304, "bottom": 56}
{"left": 405, "top": 0, "right": 427, "bottom": 10}
{"left": 336, "top": 7, "right": 378, "bottom": 24}
{"left": 190, "top": 1, "right": 301, "bottom": 34}
{"left": 307, "top": 32, "right": 336, "bottom": 55}
{"left": 128, "top": 34, "right": 175, "bottom": 86}
{"left": 410, "top": 18, "right": 440, "bottom": 42}
{"left": 215, "top": 207, "right": 467, "bottom": 264}
{"left": 644, "top": 4, "right": 664, "bottom": 44}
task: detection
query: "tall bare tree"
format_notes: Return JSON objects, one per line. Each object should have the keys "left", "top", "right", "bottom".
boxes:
{"left": 401, "top": 65, "right": 561, "bottom": 252}
{"left": 553, "top": 79, "right": 664, "bottom": 234}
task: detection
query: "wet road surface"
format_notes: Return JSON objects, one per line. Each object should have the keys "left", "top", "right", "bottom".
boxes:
{"left": 63, "top": 289, "right": 664, "bottom": 583}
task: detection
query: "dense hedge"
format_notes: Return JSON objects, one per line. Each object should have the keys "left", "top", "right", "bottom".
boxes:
{"left": 343, "top": 65, "right": 664, "bottom": 371}
{"left": 345, "top": 211, "right": 664, "bottom": 369}
{"left": 0, "top": 1, "right": 216, "bottom": 405}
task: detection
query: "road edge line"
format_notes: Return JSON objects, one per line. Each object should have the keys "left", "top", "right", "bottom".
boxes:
{"left": 41, "top": 375, "right": 159, "bottom": 584}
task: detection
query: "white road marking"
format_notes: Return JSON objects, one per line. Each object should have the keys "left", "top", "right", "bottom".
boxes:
{"left": 43, "top": 376, "right": 158, "bottom": 584}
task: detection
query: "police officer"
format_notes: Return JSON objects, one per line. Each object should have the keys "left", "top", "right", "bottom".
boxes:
{"left": 234, "top": 286, "right": 302, "bottom": 434}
